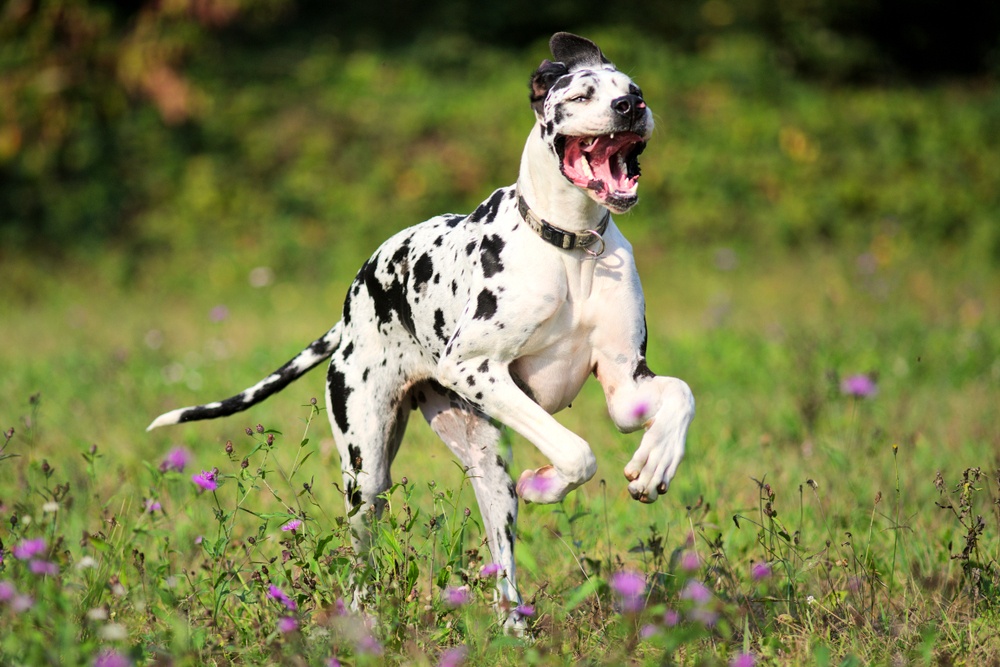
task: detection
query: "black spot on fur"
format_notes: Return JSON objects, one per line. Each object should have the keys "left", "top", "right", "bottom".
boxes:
{"left": 451, "top": 280, "right": 458, "bottom": 296}
{"left": 633, "top": 358, "right": 655, "bottom": 381}
{"left": 342, "top": 342, "right": 354, "bottom": 359}
{"left": 445, "top": 214, "right": 463, "bottom": 228}
{"left": 469, "top": 189, "right": 504, "bottom": 224}
{"left": 346, "top": 479, "right": 362, "bottom": 507}
{"left": 327, "top": 364, "right": 353, "bottom": 434}
{"left": 363, "top": 244, "right": 417, "bottom": 338}
{"left": 433, "top": 309, "right": 448, "bottom": 343}
{"left": 347, "top": 444, "right": 363, "bottom": 473}
{"left": 413, "top": 253, "right": 434, "bottom": 293}
{"left": 362, "top": 368, "right": 370, "bottom": 382}
{"left": 507, "top": 481, "right": 517, "bottom": 498}
{"left": 504, "top": 512, "right": 515, "bottom": 545}
{"left": 477, "top": 360, "right": 489, "bottom": 374}
{"left": 466, "top": 375, "right": 475, "bottom": 387}
{"left": 465, "top": 240, "right": 478, "bottom": 256}
{"left": 495, "top": 454, "right": 507, "bottom": 471}
{"left": 473, "top": 289, "right": 498, "bottom": 320}
{"left": 480, "top": 234, "right": 505, "bottom": 278}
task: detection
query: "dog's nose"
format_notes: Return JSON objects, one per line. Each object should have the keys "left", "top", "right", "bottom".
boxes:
{"left": 611, "top": 94, "right": 646, "bottom": 121}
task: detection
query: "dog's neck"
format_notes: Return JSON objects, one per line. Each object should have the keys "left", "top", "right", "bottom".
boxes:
{"left": 516, "top": 125, "right": 609, "bottom": 234}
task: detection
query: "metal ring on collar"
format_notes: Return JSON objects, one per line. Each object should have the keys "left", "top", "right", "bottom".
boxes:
{"left": 582, "top": 229, "right": 606, "bottom": 257}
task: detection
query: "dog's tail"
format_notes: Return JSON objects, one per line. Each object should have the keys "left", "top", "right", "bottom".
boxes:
{"left": 147, "top": 322, "right": 343, "bottom": 431}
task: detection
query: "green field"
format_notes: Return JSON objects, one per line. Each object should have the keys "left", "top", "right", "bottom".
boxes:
{"left": 2, "top": 30, "right": 1000, "bottom": 666}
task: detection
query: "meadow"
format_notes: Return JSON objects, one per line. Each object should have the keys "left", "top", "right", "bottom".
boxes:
{"left": 2, "top": 30, "right": 1000, "bottom": 666}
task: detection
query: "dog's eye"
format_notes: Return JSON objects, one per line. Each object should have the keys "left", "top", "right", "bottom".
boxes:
{"left": 571, "top": 94, "right": 590, "bottom": 103}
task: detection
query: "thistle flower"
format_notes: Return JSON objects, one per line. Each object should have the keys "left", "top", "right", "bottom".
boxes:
{"left": 29, "top": 559, "right": 59, "bottom": 576}
{"left": 268, "top": 584, "right": 297, "bottom": 611}
{"left": 751, "top": 562, "right": 772, "bottom": 581}
{"left": 680, "top": 579, "right": 712, "bottom": 605}
{"left": 277, "top": 616, "right": 298, "bottom": 633}
{"left": 730, "top": 653, "right": 757, "bottom": 667}
{"left": 159, "top": 446, "right": 192, "bottom": 473}
{"left": 610, "top": 570, "right": 646, "bottom": 611}
{"left": 209, "top": 305, "right": 229, "bottom": 322}
{"left": 442, "top": 586, "right": 470, "bottom": 608}
{"left": 840, "top": 373, "right": 877, "bottom": 398}
{"left": 480, "top": 562, "right": 502, "bottom": 577}
{"left": 630, "top": 399, "right": 651, "bottom": 422}
{"left": 93, "top": 649, "right": 132, "bottom": 667}
{"left": 514, "top": 604, "right": 535, "bottom": 617}
{"left": 680, "top": 550, "right": 700, "bottom": 572}
{"left": 144, "top": 498, "right": 162, "bottom": 514}
{"left": 12, "top": 538, "right": 46, "bottom": 560}
{"left": 191, "top": 469, "right": 218, "bottom": 491}
{"left": 281, "top": 518, "right": 302, "bottom": 532}
{"left": 0, "top": 580, "right": 15, "bottom": 601}
{"left": 438, "top": 645, "right": 469, "bottom": 667}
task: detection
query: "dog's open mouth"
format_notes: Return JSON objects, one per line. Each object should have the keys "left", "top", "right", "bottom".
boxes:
{"left": 557, "top": 133, "right": 646, "bottom": 208}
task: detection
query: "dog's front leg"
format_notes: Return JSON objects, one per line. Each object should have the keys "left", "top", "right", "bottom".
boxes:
{"left": 596, "top": 354, "right": 695, "bottom": 503}
{"left": 437, "top": 354, "right": 597, "bottom": 504}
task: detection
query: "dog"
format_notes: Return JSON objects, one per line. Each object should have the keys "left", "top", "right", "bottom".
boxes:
{"left": 148, "top": 32, "right": 695, "bottom": 632}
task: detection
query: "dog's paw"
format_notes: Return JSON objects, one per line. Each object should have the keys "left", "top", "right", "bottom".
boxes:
{"left": 624, "top": 439, "right": 683, "bottom": 504}
{"left": 516, "top": 465, "right": 568, "bottom": 504}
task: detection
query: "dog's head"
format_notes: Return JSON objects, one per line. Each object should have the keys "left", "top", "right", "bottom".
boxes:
{"left": 529, "top": 33, "right": 653, "bottom": 214}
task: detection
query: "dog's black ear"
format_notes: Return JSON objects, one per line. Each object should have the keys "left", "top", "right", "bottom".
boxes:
{"left": 550, "top": 32, "right": 613, "bottom": 70}
{"left": 529, "top": 59, "right": 570, "bottom": 115}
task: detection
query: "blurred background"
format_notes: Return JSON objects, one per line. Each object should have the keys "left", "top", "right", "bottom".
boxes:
{"left": 2, "top": 0, "right": 1000, "bottom": 293}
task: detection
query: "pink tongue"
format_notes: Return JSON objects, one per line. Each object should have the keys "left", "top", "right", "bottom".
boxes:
{"left": 565, "top": 136, "right": 633, "bottom": 192}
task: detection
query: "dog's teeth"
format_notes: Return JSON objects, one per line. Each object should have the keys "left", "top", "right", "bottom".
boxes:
{"left": 610, "top": 133, "right": 615, "bottom": 140}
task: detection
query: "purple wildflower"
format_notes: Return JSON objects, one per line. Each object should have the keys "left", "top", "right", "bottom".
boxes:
{"left": 610, "top": 570, "right": 646, "bottom": 612}
{"left": 11, "top": 594, "right": 34, "bottom": 613}
{"left": 480, "top": 562, "right": 502, "bottom": 577}
{"left": 277, "top": 616, "right": 298, "bottom": 633}
{"left": 751, "top": 562, "right": 772, "bottom": 581}
{"left": 209, "top": 305, "right": 229, "bottom": 322}
{"left": 281, "top": 518, "right": 302, "bottom": 532}
{"left": 521, "top": 471, "right": 555, "bottom": 496}
{"left": 0, "top": 581, "right": 15, "bottom": 601}
{"left": 514, "top": 604, "right": 535, "bottom": 617}
{"left": 664, "top": 609, "right": 680, "bottom": 627}
{"left": 841, "top": 374, "right": 877, "bottom": 398}
{"left": 29, "top": 559, "right": 59, "bottom": 576}
{"left": 12, "top": 537, "right": 46, "bottom": 560}
{"left": 437, "top": 645, "right": 468, "bottom": 667}
{"left": 443, "top": 586, "right": 470, "bottom": 608}
{"left": 191, "top": 469, "right": 218, "bottom": 491}
{"left": 730, "top": 653, "right": 757, "bottom": 667}
{"left": 630, "top": 399, "right": 651, "bottom": 422}
{"left": 680, "top": 550, "right": 700, "bottom": 572}
{"left": 680, "top": 579, "right": 712, "bottom": 605}
{"left": 159, "top": 446, "right": 192, "bottom": 473}
{"left": 268, "top": 584, "right": 297, "bottom": 611}
{"left": 356, "top": 632, "right": 383, "bottom": 655}
{"left": 640, "top": 624, "right": 659, "bottom": 639}
{"left": 144, "top": 498, "right": 162, "bottom": 514}
{"left": 93, "top": 650, "right": 132, "bottom": 667}
{"left": 327, "top": 659, "right": 342, "bottom": 667}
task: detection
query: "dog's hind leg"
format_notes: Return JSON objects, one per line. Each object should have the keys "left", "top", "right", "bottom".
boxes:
{"left": 323, "top": 344, "right": 410, "bottom": 559}
{"left": 414, "top": 381, "right": 528, "bottom": 634}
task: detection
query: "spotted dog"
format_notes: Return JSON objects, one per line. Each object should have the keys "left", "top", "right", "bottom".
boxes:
{"left": 148, "top": 32, "right": 695, "bottom": 631}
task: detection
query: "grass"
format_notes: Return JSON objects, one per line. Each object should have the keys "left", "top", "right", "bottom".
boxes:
{"left": 2, "top": 239, "right": 998, "bottom": 665}
{"left": 2, "top": 29, "right": 1000, "bottom": 667}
